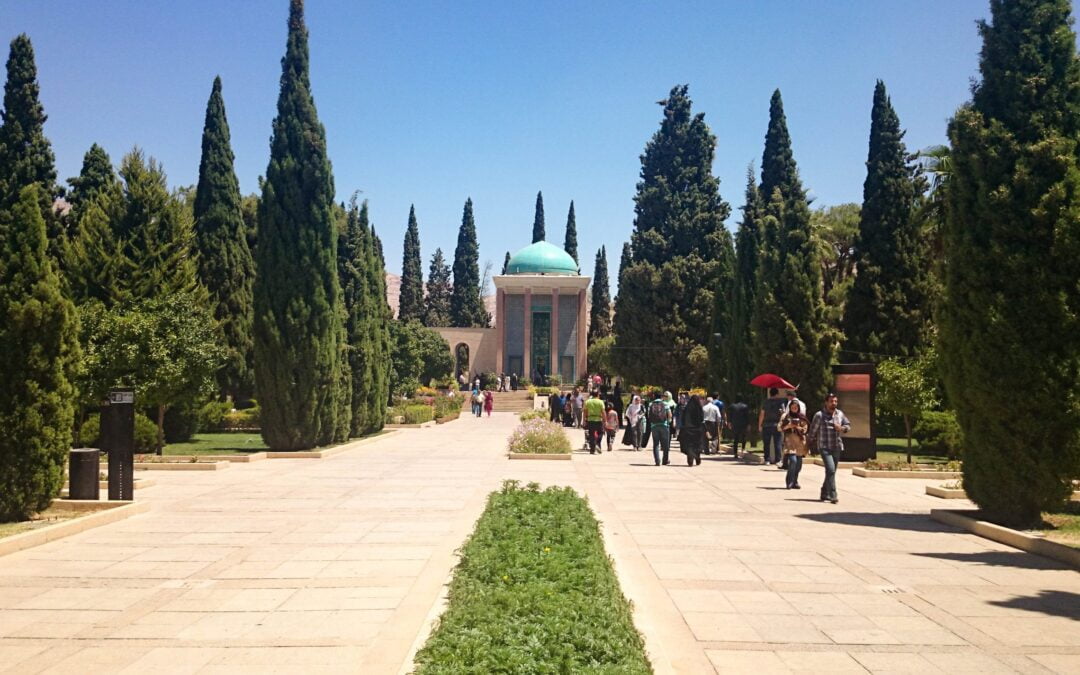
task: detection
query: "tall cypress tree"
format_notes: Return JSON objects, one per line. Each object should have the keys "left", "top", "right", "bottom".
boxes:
{"left": 751, "top": 90, "right": 834, "bottom": 406}
{"left": 588, "top": 246, "right": 611, "bottom": 345}
{"left": 398, "top": 205, "right": 424, "bottom": 322}
{"left": 531, "top": 190, "right": 545, "bottom": 243}
{"left": 194, "top": 76, "right": 255, "bottom": 402}
{"left": 563, "top": 200, "right": 578, "bottom": 264}
{"left": 843, "top": 81, "right": 929, "bottom": 360}
{"left": 338, "top": 198, "right": 374, "bottom": 435}
{"left": 723, "top": 166, "right": 763, "bottom": 403}
{"left": 0, "top": 186, "right": 78, "bottom": 519}
{"left": 363, "top": 202, "right": 391, "bottom": 430}
{"left": 613, "top": 85, "right": 734, "bottom": 386}
{"left": 617, "top": 241, "right": 631, "bottom": 284}
{"left": 254, "top": 0, "right": 349, "bottom": 450}
{"left": 450, "top": 198, "right": 487, "bottom": 327}
{"left": 424, "top": 247, "right": 452, "bottom": 327}
{"left": 64, "top": 146, "right": 122, "bottom": 304}
{"left": 501, "top": 250, "right": 510, "bottom": 275}
{"left": 66, "top": 144, "right": 117, "bottom": 226}
{"left": 942, "top": 0, "right": 1080, "bottom": 526}
{"left": 0, "top": 35, "right": 57, "bottom": 223}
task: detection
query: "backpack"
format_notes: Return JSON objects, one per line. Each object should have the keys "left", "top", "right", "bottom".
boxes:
{"left": 648, "top": 400, "right": 668, "bottom": 425}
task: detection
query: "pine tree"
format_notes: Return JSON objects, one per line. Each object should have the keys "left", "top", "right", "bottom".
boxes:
{"left": 0, "top": 186, "right": 78, "bottom": 519}
{"left": 501, "top": 250, "right": 510, "bottom": 275}
{"left": 424, "top": 248, "right": 452, "bottom": 327}
{"left": 193, "top": 76, "right": 255, "bottom": 402}
{"left": 613, "top": 85, "right": 734, "bottom": 386}
{"left": 531, "top": 190, "right": 545, "bottom": 243}
{"left": 253, "top": 0, "right": 349, "bottom": 450}
{"left": 589, "top": 246, "right": 611, "bottom": 345}
{"left": 66, "top": 144, "right": 117, "bottom": 226}
{"left": 751, "top": 90, "right": 834, "bottom": 406}
{"left": 843, "top": 81, "right": 930, "bottom": 360}
{"left": 450, "top": 198, "right": 487, "bottom": 327}
{"left": 363, "top": 202, "right": 391, "bottom": 431}
{"left": 942, "top": 0, "right": 1080, "bottom": 526}
{"left": 398, "top": 204, "right": 424, "bottom": 321}
{"left": 563, "top": 200, "right": 578, "bottom": 264}
{"left": 723, "top": 166, "right": 763, "bottom": 403}
{"left": 0, "top": 35, "right": 57, "bottom": 225}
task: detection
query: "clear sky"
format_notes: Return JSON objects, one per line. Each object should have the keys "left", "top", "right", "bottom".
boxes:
{"left": 2, "top": 0, "right": 993, "bottom": 287}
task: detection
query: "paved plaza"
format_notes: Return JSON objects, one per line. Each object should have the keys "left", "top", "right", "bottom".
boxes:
{"left": 0, "top": 413, "right": 1077, "bottom": 674}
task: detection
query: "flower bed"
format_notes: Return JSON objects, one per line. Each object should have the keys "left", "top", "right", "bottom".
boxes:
{"left": 507, "top": 418, "right": 571, "bottom": 455}
{"left": 518, "top": 409, "right": 546, "bottom": 422}
{"left": 413, "top": 482, "right": 651, "bottom": 674}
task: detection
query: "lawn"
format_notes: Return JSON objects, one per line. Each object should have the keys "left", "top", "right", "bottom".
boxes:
{"left": 413, "top": 481, "right": 651, "bottom": 674}
{"left": 1034, "top": 502, "right": 1080, "bottom": 549}
{"left": 0, "top": 509, "right": 80, "bottom": 539}
{"left": 874, "top": 437, "right": 952, "bottom": 465}
{"left": 164, "top": 433, "right": 268, "bottom": 455}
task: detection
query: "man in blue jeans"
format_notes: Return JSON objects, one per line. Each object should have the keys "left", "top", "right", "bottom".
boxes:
{"left": 757, "top": 388, "right": 787, "bottom": 466}
{"left": 808, "top": 393, "right": 851, "bottom": 504}
{"left": 647, "top": 391, "right": 672, "bottom": 466}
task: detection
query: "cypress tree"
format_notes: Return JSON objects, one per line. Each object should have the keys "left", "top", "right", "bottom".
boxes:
{"left": 723, "top": 166, "right": 763, "bottom": 403}
{"left": 588, "top": 246, "right": 611, "bottom": 345}
{"left": 613, "top": 85, "right": 734, "bottom": 386}
{"left": 843, "top": 81, "right": 930, "bottom": 360}
{"left": 0, "top": 186, "right": 78, "bottom": 519}
{"left": 563, "top": 200, "right": 578, "bottom": 264}
{"left": 531, "top": 190, "right": 545, "bottom": 243}
{"left": 363, "top": 202, "right": 391, "bottom": 431}
{"left": 450, "top": 198, "right": 487, "bottom": 327}
{"left": 253, "top": 0, "right": 349, "bottom": 450}
{"left": 193, "top": 76, "right": 255, "bottom": 402}
{"left": 751, "top": 90, "right": 834, "bottom": 406}
{"left": 617, "top": 242, "right": 631, "bottom": 284}
{"left": 66, "top": 144, "right": 117, "bottom": 226}
{"left": 425, "top": 248, "right": 452, "bottom": 327}
{"left": 339, "top": 199, "right": 373, "bottom": 435}
{"left": 0, "top": 35, "right": 57, "bottom": 225}
{"left": 942, "top": 0, "right": 1080, "bottom": 525}
{"left": 398, "top": 205, "right": 424, "bottom": 321}
{"left": 501, "top": 250, "right": 510, "bottom": 275}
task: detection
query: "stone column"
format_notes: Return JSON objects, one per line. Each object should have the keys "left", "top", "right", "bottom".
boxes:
{"left": 495, "top": 288, "right": 505, "bottom": 375}
{"left": 577, "top": 288, "right": 587, "bottom": 381}
{"left": 523, "top": 289, "right": 532, "bottom": 382}
{"left": 550, "top": 288, "right": 560, "bottom": 383}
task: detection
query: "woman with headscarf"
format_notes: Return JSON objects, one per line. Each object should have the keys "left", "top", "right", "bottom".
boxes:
{"left": 780, "top": 399, "right": 809, "bottom": 489}
{"left": 680, "top": 394, "right": 705, "bottom": 466}
{"left": 623, "top": 394, "right": 644, "bottom": 450}
{"left": 612, "top": 380, "right": 624, "bottom": 428}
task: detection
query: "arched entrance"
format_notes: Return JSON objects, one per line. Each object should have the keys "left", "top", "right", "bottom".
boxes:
{"left": 454, "top": 343, "right": 470, "bottom": 379}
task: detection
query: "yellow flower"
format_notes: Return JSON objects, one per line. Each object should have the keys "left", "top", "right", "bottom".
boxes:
{"left": 543, "top": 547, "right": 551, "bottom": 553}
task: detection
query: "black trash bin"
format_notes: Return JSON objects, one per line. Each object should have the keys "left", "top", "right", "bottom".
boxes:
{"left": 68, "top": 448, "right": 100, "bottom": 500}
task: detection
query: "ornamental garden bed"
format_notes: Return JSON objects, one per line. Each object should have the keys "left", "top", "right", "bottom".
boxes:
{"left": 926, "top": 484, "right": 967, "bottom": 499}
{"left": 133, "top": 456, "right": 230, "bottom": 471}
{"left": 412, "top": 481, "right": 650, "bottom": 673}
{"left": 0, "top": 501, "right": 148, "bottom": 558}
{"left": 854, "top": 459, "right": 963, "bottom": 479}
{"left": 931, "top": 508, "right": 1080, "bottom": 568}
{"left": 506, "top": 418, "right": 572, "bottom": 460}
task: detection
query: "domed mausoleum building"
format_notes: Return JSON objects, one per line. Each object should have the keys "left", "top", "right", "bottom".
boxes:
{"left": 435, "top": 240, "right": 590, "bottom": 384}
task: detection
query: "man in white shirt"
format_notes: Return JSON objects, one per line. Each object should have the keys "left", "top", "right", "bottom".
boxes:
{"left": 702, "top": 397, "right": 721, "bottom": 454}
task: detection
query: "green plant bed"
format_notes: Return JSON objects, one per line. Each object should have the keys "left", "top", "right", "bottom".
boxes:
{"left": 413, "top": 481, "right": 651, "bottom": 674}
{"left": 164, "top": 433, "right": 269, "bottom": 455}
{"left": 0, "top": 508, "right": 81, "bottom": 538}
{"left": 863, "top": 458, "right": 962, "bottom": 472}
{"left": 873, "top": 449, "right": 950, "bottom": 466}
{"left": 1035, "top": 503, "right": 1080, "bottom": 549}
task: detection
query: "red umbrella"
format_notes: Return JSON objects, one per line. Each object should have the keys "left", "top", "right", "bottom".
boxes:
{"left": 749, "top": 373, "right": 796, "bottom": 390}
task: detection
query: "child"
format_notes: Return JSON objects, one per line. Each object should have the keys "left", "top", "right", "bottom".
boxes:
{"left": 604, "top": 401, "right": 619, "bottom": 452}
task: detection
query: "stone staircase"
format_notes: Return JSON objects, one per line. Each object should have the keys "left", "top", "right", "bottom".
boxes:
{"left": 490, "top": 390, "right": 535, "bottom": 414}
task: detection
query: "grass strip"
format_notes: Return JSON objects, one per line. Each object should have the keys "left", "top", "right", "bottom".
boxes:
{"left": 414, "top": 480, "right": 651, "bottom": 674}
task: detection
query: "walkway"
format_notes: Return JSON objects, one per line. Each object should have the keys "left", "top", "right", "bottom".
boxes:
{"left": 0, "top": 413, "right": 1077, "bottom": 674}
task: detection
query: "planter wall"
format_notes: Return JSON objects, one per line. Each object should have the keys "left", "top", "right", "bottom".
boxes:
{"left": 853, "top": 467, "right": 962, "bottom": 479}
{"left": 931, "top": 509, "right": 1080, "bottom": 569}
{"left": 508, "top": 452, "right": 571, "bottom": 461}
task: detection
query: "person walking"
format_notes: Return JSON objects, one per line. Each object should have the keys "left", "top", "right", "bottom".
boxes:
{"left": 680, "top": 395, "right": 705, "bottom": 466}
{"left": 702, "top": 397, "right": 721, "bottom": 455}
{"left": 728, "top": 398, "right": 750, "bottom": 457}
{"left": 674, "top": 392, "right": 688, "bottom": 440}
{"left": 604, "top": 402, "right": 619, "bottom": 451}
{"left": 571, "top": 387, "right": 584, "bottom": 429}
{"left": 780, "top": 400, "right": 809, "bottom": 489}
{"left": 758, "top": 388, "right": 787, "bottom": 467}
{"left": 483, "top": 389, "right": 494, "bottom": 417}
{"left": 510, "top": 372, "right": 519, "bottom": 391}
{"left": 549, "top": 390, "right": 562, "bottom": 423}
{"left": 472, "top": 387, "right": 483, "bottom": 418}
{"left": 623, "top": 394, "right": 644, "bottom": 450}
{"left": 808, "top": 393, "right": 851, "bottom": 504}
{"left": 584, "top": 390, "right": 606, "bottom": 454}
{"left": 612, "top": 380, "right": 624, "bottom": 428}
{"left": 648, "top": 391, "right": 672, "bottom": 466}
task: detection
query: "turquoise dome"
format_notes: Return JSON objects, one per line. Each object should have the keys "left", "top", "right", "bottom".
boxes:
{"left": 506, "top": 241, "right": 579, "bottom": 275}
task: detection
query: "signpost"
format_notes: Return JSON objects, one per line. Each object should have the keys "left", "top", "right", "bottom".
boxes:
{"left": 102, "top": 388, "right": 135, "bottom": 501}
{"left": 832, "top": 364, "right": 877, "bottom": 461}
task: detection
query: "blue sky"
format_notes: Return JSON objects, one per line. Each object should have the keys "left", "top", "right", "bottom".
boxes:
{"left": 2, "top": 0, "right": 991, "bottom": 285}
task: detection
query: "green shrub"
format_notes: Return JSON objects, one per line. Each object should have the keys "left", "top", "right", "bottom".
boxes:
{"left": 404, "top": 405, "right": 434, "bottom": 425}
{"left": 78, "top": 413, "right": 157, "bottom": 453}
{"left": 413, "top": 482, "right": 650, "bottom": 674}
{"left": 433, "top": 394, "right": 463, "bottom": 420}
{"left": 162, "top": 402, "right": 201, "bottom": 443}
{"left": 198, "top": 399, "right": 233, "bottom": 430}
{"left": 531, "top": 385, "right": 559, "bottom": 397}
{"left": 518, "top": 409, "right": 546, "bottom": 422}
{"left": 507, "top": 418, "right": 572, "bottom": 455}
{"left": 913, "top": 410, "right": 964, "bottom": 459}
{"left": 219, "top": 407, "right": 260, "bottom": 431}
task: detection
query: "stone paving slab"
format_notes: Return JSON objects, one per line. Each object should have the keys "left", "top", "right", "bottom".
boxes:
{"left": 0, "top": 414, "right": 1078, "bottom": 674}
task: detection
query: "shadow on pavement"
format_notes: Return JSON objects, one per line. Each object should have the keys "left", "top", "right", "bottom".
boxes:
{"left": 914, "top": 550, "right": 1072, "bottom": 571}
{"left": 988, "top": 590, "right": 1080, "bottom": 620}
{"left": 796, "top": 511, "right": 954, "bottom": 533}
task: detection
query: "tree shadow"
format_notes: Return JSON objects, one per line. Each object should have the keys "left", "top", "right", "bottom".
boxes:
{"left": 914, "top": 550, "right": 1073, "bottom": 571}
{"left": 796, "top": 511, "right": 953, "bottom": 533}
{"left": 988, "top": 590, "right": 1080, "bottom": 621}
